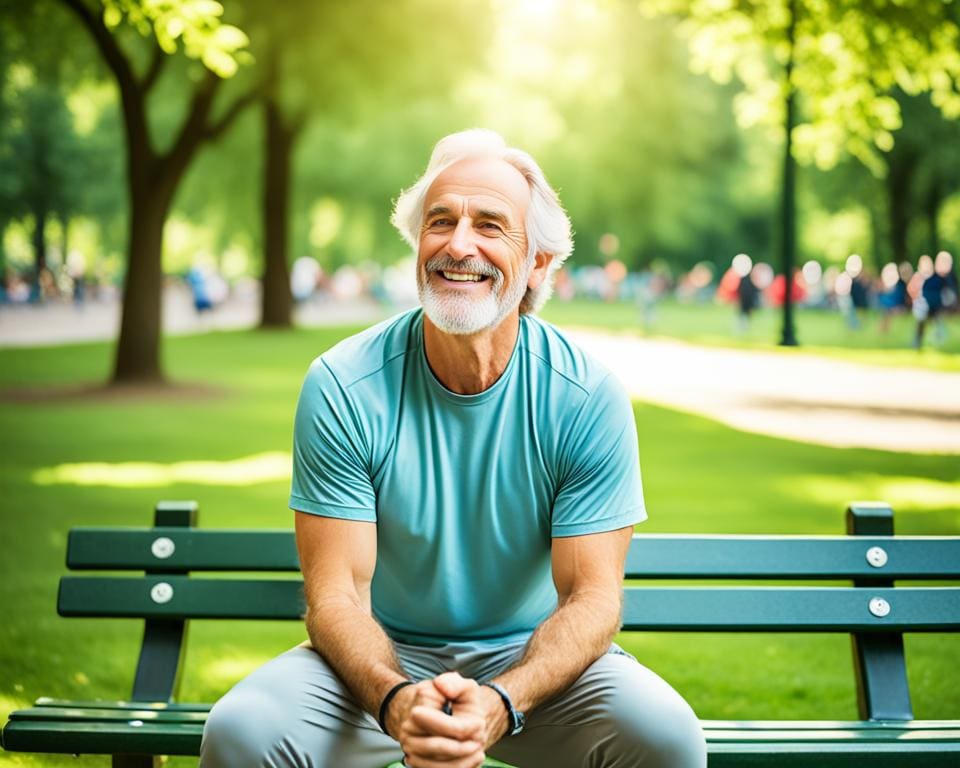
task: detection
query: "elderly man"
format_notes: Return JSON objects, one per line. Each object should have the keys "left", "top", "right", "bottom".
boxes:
{"left": 201, "top": 130, "right": 705, "bottom": 768}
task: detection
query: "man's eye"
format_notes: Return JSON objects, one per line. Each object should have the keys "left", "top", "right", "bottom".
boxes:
{"left": 479, "top": 222, "right": 502, "bottom": 231}
{"left": 430, "top": 219, "right": 453, "bottom": 227}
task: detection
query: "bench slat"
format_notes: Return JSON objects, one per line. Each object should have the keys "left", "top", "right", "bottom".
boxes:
{"left": 10, "top": 707, "right": 207, "bottom": 724}
{"left": 58, "top": 577, "right": 960, "bottom": 630}
{"left": 65, "top": 529, "right": 960, "bottom": 579}
{"left": 5, "top": 715, "right": 959, "bottom": 763}
{"left": 34, "top": 698, "right": 209, "bottom": 712}
{"left": 67, "top": 528, "right": 299, "bottom": 572}
{"left": 59, "top": 576, "right": 304, "bottom": 620}
{"left": 1, "top": 720, "right": 203, "bottom": 756}
{"left": 620, "top": 587, "right": 960, "bottom": 631}
{"left": 625, "top": 536, "right": 960, "bottom": 579}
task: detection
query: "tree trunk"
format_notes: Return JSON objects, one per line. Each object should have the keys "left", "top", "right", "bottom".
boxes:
{"left": 31, "top": 207, "right": 48, "bottom": 303}
{"left": 779, "top": 0, "right": 798, "bottom": 347}
{"left": 112, "top": 177, "right": 173, "bottom": 383}
{"left": 259, "top": 94, "right": 295, "bottom": 329}
{"left": 887, "top": 148, "right": 917, "bottom": 264}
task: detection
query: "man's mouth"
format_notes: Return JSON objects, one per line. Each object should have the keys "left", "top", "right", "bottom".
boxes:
{"left": 438, "top": 271, "right": 488, "bottom": 283}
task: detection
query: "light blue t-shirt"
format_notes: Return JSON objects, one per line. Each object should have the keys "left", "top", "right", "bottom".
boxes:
{"left": 290, "top": 309, "right": 645, "bottom": 647}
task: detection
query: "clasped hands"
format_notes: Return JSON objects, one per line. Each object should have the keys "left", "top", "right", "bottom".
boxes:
{"left": 386, "top": 672, "right": 510, "bottom": 768}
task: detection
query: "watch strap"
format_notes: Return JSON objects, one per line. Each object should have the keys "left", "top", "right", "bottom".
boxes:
{"left": 482, "top": 681, "right": 525, "bottom": 736}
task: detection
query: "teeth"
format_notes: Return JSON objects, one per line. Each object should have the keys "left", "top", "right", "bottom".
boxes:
{"left": 441, "top": 271, "right": 483, "bottom": 282}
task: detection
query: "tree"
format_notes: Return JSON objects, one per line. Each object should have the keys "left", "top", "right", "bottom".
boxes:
{"left": 642, "top": 0, "right": 960, "bottom": 345}
{"left": 6, "top": 81, "right": 84, "bottom": 300}
{"left": 238, "top": 0, "right": 487, "bottom": 328}
{"left": 53, "top": 0, "right": 258, "bottom": 383}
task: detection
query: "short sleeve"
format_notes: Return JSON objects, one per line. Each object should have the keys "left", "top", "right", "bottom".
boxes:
{"left": 551, "top": 374, "right": 646, "bottom": 537}
{"left": 289, "top": 359, "right": 377, "bottom": 521}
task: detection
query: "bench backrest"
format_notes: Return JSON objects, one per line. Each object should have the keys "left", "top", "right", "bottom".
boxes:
{"left": 59, "top": 501, "right": 960, "bottom": 721}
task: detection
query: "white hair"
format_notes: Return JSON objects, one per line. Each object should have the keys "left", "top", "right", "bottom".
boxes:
{"left": 391, "top": 129, "right": 573, "bottom": 314}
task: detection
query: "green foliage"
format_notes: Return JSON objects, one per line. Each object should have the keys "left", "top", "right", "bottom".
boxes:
{"left": 642, "top": 0, "right": 960, "bottom": 174}
{"left": 102, "top": 0, "right": 251, "bottom": 76}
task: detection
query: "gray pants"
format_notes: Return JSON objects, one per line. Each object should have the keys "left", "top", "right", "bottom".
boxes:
{"left": 200, "top": 640, "right": 706, "bottom": 768}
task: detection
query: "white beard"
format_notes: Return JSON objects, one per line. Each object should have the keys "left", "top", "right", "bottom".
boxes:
{"left": 418, "top": 255, "right": 532, "bottom": 335}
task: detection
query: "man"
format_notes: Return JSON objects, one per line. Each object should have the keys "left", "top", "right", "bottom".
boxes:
{"left": 201, "top": 129, "right": 706, "bottom": 768}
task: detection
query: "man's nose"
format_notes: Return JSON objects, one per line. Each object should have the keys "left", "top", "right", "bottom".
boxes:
{"left": 447, "top": 218, "right": 477, "bottom": 260}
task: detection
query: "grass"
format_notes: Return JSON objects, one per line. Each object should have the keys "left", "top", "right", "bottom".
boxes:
{"left": 0, "top": 322, "right": 958, "bottom": 767}
{"left": 541, "top": 298, "right": 960, "bottom": 372}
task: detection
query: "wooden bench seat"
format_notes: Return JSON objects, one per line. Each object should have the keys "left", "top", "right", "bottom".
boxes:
{"left": 3, "top": 500, "right": 959, "bottom": 767}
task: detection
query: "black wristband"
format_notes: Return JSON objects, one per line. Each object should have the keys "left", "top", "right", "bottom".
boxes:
{"left": 378, "top": 680, "right": 414, "bottom": 736}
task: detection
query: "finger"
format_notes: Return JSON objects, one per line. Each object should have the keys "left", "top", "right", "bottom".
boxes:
{"left": 433, "top": 672, "right": 477, "bottom": 700}
{"left": 410, "top": 706, "right": 484, "bottom": 740}
{"left": 404, "top": 733, "right": 482, "bottom": 760}
{"left": 411, "top": 682, "right": 447, "bottom": 709}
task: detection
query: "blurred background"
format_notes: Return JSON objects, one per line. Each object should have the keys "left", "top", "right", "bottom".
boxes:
{"left": 1, "top": 0, "right": 958, "bottom": 363}
{"left": 1, "top": 2, "right": 959, "bottom": 765}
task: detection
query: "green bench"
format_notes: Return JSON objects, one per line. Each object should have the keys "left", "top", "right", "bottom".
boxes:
{"left": 3, "top": 500, "right": 959, "bottom": 767}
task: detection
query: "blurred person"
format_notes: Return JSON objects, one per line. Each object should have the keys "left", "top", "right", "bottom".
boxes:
{"left": 201, "top": 129, "right": 705, "bottom": 768}
{"left": 915, "top": 251, "right": 956, "bottom": 347}
{"left": 724, "top": 253, "right": 758, "bottom": 332}
{"left": 841, "top": 254, "right": 868, "bottom": 330}
{"left": 912, "top": 254, "right": 939, "bottom": 348}
{"left": 291, "top": 257, "right": 322, "bottom": 303}
{"left": 938, "top": 251, "right": 958, "bottom": 315}
{"left": 767, "top": 269, "right": 806, "bottom": 309}
{"left": 877, "top": 262, "right": 908, "bottom": 334}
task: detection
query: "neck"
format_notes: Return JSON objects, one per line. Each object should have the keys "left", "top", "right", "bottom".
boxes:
{"left": 422, "top": 312, "right": 521, "bottom": 395}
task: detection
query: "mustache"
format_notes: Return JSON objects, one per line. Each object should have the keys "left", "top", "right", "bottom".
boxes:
{"left": 424, "top": 254, "right": 502, "bottom": 280}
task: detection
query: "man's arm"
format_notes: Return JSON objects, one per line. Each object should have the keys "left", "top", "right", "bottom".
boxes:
{"left": 295, "top": 511, "right": 485, "bottom": 766}
{"left": 436, "top": 526, "right": 633, "bottom": 746}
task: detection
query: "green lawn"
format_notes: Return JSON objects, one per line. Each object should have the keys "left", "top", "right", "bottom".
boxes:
{"left": 541, "top": 298, "right": 960, "bottom": 372}
{"left": 0, "top": 324, "right": 958, "bottom": 767}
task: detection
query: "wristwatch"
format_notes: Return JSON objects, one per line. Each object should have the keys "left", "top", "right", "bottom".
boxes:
{"left": 483, "top": 681, "right": 525, "bottom": 736}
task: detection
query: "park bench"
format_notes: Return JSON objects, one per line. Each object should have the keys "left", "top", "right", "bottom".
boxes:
{"left": 2, "top": 499, "right": 960, "bottom": 767}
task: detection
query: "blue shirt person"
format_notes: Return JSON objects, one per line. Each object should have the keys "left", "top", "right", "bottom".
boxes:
{"left": 200, "top": 130, "right": 706, "bottom": 768}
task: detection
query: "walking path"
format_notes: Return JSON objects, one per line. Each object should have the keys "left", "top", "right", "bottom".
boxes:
{"left": 2, "top": 289, "right": 958, "bottom": 454}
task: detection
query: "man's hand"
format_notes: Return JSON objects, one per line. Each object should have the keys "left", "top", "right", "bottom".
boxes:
{"left": 387, "top": 677, "right": 488, "bottom": 768}
{"left": 432, "top": 673, "right": 510, "bottom": 750}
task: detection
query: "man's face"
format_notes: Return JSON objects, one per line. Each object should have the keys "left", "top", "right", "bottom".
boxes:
{"left": 417, "top": 156, "right": 533, "bottom": 335}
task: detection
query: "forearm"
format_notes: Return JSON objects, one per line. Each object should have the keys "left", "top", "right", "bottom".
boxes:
{"left": 493, "top": 588, "right": 622, "bottom": 713}
{"left": 305, "top": 592, "right": 408, "bottom": 717}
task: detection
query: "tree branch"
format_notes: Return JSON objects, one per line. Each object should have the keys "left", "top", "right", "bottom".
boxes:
{"left": 57, "top": 0, "right": 153, "bottom": 165}
{"left": 161, "top": 70, "right": 221, "bottom": 181}
{"left": 141, "top": 42, "right": 167, "bottom": 93}
{"left": 204, "top": 81, "right": 264, "bottom": 142}
{"left": 58, "top": 0, "right": 138, "bottom": 97}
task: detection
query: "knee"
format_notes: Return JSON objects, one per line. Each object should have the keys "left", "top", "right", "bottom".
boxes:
{"left": 624, "top": 696, "right": 707, "bottom": 768}
{"left": 201, "top": 688, "right": 289, "bottom": 767}
{"left": 599, "top": 660, "right": 707, "bottom": 768}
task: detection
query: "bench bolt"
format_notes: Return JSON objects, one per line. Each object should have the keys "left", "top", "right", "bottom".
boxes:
{"left": 869, "top": 597, "right": 891, "bottom": 618}
{"left": 866, "top": 546, "right": 888, "bottom": 568}
{"left": 151, "top": 537, "right": 176, "bottom": 559}
{"left": 150, "top": 582, "right": 174, "bottom": 604}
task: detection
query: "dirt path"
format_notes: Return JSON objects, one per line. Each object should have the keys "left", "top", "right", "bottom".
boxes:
{"left": 567, "top": 329, "right": 960, "bottom": 455}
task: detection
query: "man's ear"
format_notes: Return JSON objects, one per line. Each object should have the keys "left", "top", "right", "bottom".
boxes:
{"left": 527, "top": 252, "right": 555, "bottom": 290}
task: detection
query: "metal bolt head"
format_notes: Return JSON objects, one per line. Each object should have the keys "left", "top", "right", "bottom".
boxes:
{"left": 150, "top": 582, "right": 174, "bottom": 604}
{"left": 866, "top": 546, "right": 888, "bottom": 568}
{"left": 151, "top": 537, "right": 175, "bottom": 559}
{"left": 869, "top": 597, "right": 891, "bottom": 618}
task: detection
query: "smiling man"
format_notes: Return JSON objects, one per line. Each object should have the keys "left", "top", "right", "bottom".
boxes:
{"left": 200, "top": 130, "right": 705, "bottom": 768}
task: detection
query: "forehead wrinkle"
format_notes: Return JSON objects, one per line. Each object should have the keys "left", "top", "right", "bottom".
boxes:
{"left": 425, "top": 192, "right": 521, "bottom": 228}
